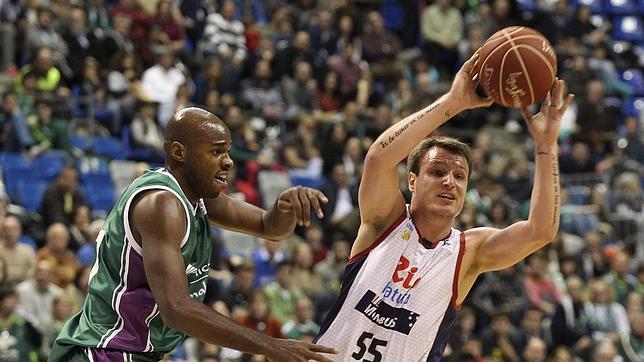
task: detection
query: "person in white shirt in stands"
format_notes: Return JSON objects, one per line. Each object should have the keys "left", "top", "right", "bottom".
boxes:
{"left": 140, "top": 47, "right": 185, "bottom": 128}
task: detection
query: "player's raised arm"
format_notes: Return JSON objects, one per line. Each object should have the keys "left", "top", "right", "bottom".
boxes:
{"left": 466, "top": 79, "right": 575, "bottom": 273}
{"left": 354, "top": 53, "right": 493, "bottom": 253}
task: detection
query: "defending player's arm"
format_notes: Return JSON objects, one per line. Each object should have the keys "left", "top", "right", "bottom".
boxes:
{"left": 466, "top": 79, "right": 575, "bottom": 273}
{"left": 205, "top": 186, "right": 328, "bottom": 241}
{"left": 133, "top": 191, "right": 335, "bottom": 361}
{"left": 353, "top": 52, "right": 493, "bottom": 256}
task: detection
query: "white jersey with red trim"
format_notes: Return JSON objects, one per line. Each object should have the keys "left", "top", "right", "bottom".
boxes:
{"left": 315, "top": 206, "right": 465, "bottom": 362}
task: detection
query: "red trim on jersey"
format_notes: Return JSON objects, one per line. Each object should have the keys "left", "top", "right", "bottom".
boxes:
{"left": 348, "top": 209, "right": 407, "bottom": 263}
{"left": 451, "top": 232, "right": 466, "bottom": 311}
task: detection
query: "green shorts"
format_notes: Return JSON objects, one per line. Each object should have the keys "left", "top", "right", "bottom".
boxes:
{"left": 48, "top": 340, "right": 165, "bottom": 362}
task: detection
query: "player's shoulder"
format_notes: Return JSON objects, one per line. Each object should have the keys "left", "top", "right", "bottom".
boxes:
{"left": 463, "top": 227, "right": 498, "bottom": 248}
{"left": 131, "top": 189, "right": 186, "bottom": 219}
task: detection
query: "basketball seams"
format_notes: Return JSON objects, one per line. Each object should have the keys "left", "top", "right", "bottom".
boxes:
{"left": 514, "top": 45, "right": 556, "bottom": 82}
{"left": 479, "top": 27, "right": 556, "bottom": 107}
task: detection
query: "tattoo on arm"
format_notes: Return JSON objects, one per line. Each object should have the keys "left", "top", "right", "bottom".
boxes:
{"left": 551, "top": 154, "right": 560, "bottom": 225}
{"left": 379, "top": 102, "right": 442, "bottom": 149}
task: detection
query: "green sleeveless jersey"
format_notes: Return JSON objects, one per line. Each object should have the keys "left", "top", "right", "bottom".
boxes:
{"left": 54, "top": 169, "right": 212, "bottom": 354}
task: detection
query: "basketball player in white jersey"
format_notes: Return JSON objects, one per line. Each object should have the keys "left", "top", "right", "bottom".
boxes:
{"left": 315, "top": 52, "right": 574, "bottom": 361}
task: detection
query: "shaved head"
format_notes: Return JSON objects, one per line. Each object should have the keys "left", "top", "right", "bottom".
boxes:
{"left": 163, "top": 107, "right": 233, "bottom": 200}
{"left": 164, "top": 107, "right": 228, "bottom": 161}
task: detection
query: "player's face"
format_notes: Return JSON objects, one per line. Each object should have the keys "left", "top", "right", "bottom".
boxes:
{"left": 409, "top": 147, "right": 468, "bottom": 219}
{"left": 185, "top": 122, "right": 233, "bottom": 199}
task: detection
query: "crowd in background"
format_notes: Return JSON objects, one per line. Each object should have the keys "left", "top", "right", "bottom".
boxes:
{"left": 0, "top": 0, "right": 642, "bottom": 361}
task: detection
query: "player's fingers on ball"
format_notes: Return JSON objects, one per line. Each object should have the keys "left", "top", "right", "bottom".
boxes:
{"left": 519, "top": 108, "right": 532, "bottom": 123}
{"left": 297, "top": 187, "right": 312, "bottom": 226}
{"left": 562, "top": 94, "right": 575, "bottom": 110}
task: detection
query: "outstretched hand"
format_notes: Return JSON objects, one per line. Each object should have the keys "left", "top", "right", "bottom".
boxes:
{"left": 520, "top": 78, "right": 575, "bottom": 146}
{"left": 277, "top": 186, "right": 328, "bottom": 227}
{"left": 266, "top": 339, "right": 337, "bottom": 362}
{"left": 449, "top": 51, "right": 495, "bottom": 111}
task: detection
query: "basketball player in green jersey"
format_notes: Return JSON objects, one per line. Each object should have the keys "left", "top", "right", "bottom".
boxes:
{"left": 49, "top": 108, "right": 337, "bottom": 362}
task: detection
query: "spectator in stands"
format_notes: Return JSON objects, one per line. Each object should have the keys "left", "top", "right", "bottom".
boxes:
{"left": 0, "top": 90, "right": 34, "bottom": 153}
{"left": 0, "top": 288, "right": 35, "bottom": 361}
{"left": 319, "top": 163, "right": 359, "bottom": 241}
{"left": 314, "top": 238, "right": 349, "bottom": 295}
{"left": 551, "top": 276, "right": 594, "bottom": 357}
{"left": 68, "top": 205, "right": 92, "bottom": 252}
{"left": 0, "top": 216, "right": 36, "bottom": 286}
{"left": 604, "top": 250, "right": 637, "bottom": 306}
{"left": 274, "top": 31, "right": 315, "bottom": 80}
{"left": 320, "top": 121, "right": 348, "bottom": 175}
{"left": 130, "top": 97, "right": 164, "bottom": 162}
{"left": 316, "top": 71, "right": 343, "bottom": 114}
{"left": 100, "top": 13, "right": 135, "bottom": 65}
{"left": 361, "top": 11, "right": 401, "bottom": 84}
{"left": 290, "top": 242, "right": 323, "bottom": 298}
{"left": 240, "top": 59, "right": 286, "bottom": 125}
{"left": 592, "top": 340, "right": 619, "bottom": 362}
{"left": 480, "top": 312, "right": 522, "bottom": 361}
{"left": 25, "top": 7, "right": 70, "bottom": 78}
{"left": 16, "top": 259, "right": 62, "bottom": 358}
{"left": 282, "top": 60, "right": 319, "bottom": 121}
{"left": 524, "top": 252, "right": 562, "bottom": 315}
{"left": 420, "top": 0, "right": 463, "bottom": 79}
{"left": 48, "top": 294, "right": 74, "bottom": 355}
{"left": 40, "top": 165, "right": 85, "bottom": 227}
{"left": 517, "top": 308, "right": 546, "bottom": 351}
{"left": 202, "top": 0, "right": 246, "bottom": 68}
{"left": 16, "top": 47, "right": 67, "bottom": 96}
{"left": 576, "top": 80, "right": 619, "bottom": 144}
{"left": 500, "top": 153, "right": 532, "bottom": 204}
{"left": 36, "top": 223, "right": 80, "bottom": 290}
{"left": 153, "top": 0, "right": 185, "bottom": 55}
{"left": 263, "top": 261, "right": 303, "bottom": 324}
{"left": 251, "top": 239, "right": 288, "bottom": 287}
{"left": 445, "top": 307, "right": 477, "bottom": 361}
{"left": 140, "top": 47, "right": 186, "bottom": 128}
{"left": 216, "top": 258, "right": 256, "bottom": 317}
{"left": 560, "top": 141, "right": 596, "bottom": 174}
{"left": 586, "top": 280, "right": 630, "bottom": 344}
{"left": 618, "top": 312, "right": 644, "bottom": 362}
{"left": 63, "top": 6, "right": 100, "bottom": 85}
{"left": 335, "top": 14, "right": 360, "bottom": 60}
{"left": 109, "top": 0, "right": 152, "bottom": 48}
{"left": 471, "top": 264, "right": 529, "bottom": 325}
{"left": 308, "top": 10, "right": 337, "bottom": 65}
{"left": 235, "top": 290, "right": 282, "bottom": 338}
{"left": 26, "top": 96, "right": 72, "bottom": 156}
{"left": 521, "top": 337, "right": 547, "bottom": 362}
{"left": 281, "top": 297, "right": 319, "bottom": 340}
{"left": 327, "top": 42, "right": 367, "bottom": 102}
{"left": 281, "top": 115, "right": 322, "bottom": 178}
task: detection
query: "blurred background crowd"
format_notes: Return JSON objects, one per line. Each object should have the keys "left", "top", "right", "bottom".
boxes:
{"left": 0, "top": 0, "right": 642, "bottom": 361}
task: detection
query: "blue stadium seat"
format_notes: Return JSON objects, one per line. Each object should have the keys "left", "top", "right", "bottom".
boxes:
{"left": 19, "top": 235, "right": 37, "bottom": 251}
{"left": 33, "top": 150, "right": 70, "bottom": 181}
{"left": 0, "top": 153, "right": 32, "bottom": 171}
{"left": 623, "top": 97, "right": 644, "bottom": 117}
{"left": 380, "top": 0, "right": 404, "bottom": 31}
{"left": 93, "top": 137, "right": 126, "bottom": 160}
{"left": 613, "top": 16, "right": 643, "bottom": 42}
{"left": 290, "top": 175, "right": 324, "bottom": 189}
{"left": 619, "top": 68, "right": 644, "bottom": 96}
{"left": 604, "top": 0, "right": 636, "bottom": 14}
{"left": 121, "top": 126, "right": 153, "bottom": 161}
{"left": 517, "top": 0, "right": 536, "bottom": 12}
{"left": 570, "top": 0, "right": 603, "bottom": 13}
{"left": 83, "top": 180, "right": 116, "bottom": 215}
{"left": 17, "top": 179, "right": 47, "bottom": 213}
{"left": 638, "top": 0, "right": 644, "bottom": 13}
{"left": 70, "top": 134, "right": 93, "bottom": 152}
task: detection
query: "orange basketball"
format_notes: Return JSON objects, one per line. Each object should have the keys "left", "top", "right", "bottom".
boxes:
{"left": 477, "top": 26, "right": 557, "bottom": 108}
